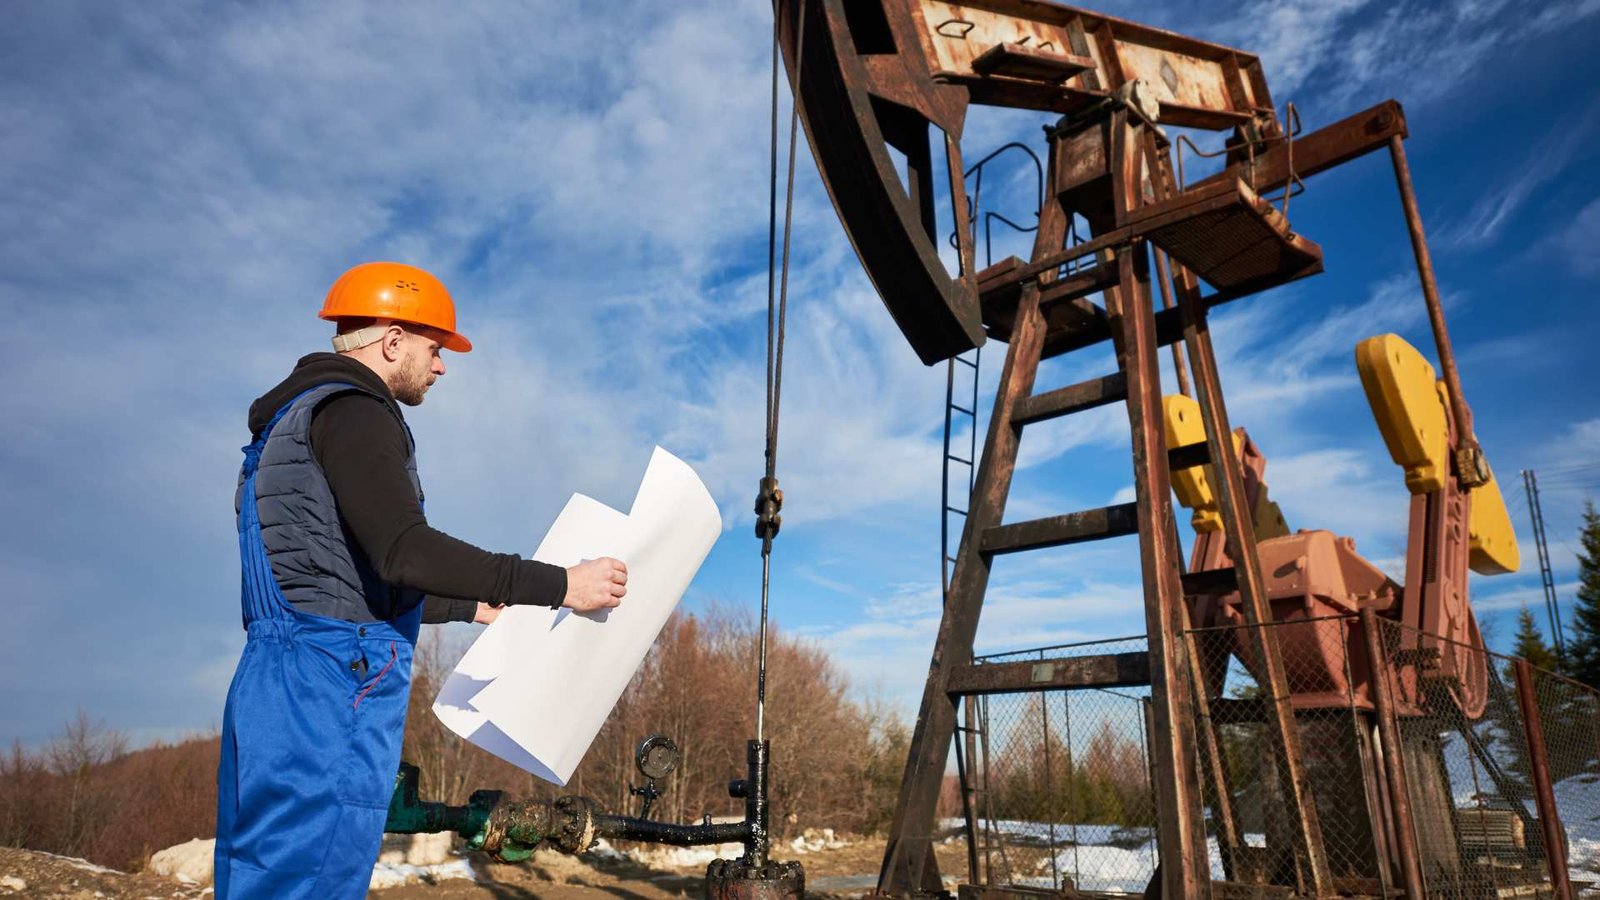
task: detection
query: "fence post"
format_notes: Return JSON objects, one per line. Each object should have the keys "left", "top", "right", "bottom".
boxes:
{"left": 1361, "top": 608, "right": 1427, "bottom": 899}
{"left": 1512, "top": 657, "right": 1573, "bottom": 900}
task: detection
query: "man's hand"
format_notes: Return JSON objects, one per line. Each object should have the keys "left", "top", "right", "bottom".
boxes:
{"left": 564, "top": 557, "right": 627, "bottom": 612}
{"left": 474, "top": 602, "right": 502, "bottom": 625}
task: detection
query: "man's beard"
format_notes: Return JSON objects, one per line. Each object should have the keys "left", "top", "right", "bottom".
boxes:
{"left": 392, "top": 352, "right": 433, "bottom": 406}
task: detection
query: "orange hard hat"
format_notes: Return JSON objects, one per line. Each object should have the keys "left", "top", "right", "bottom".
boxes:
{"left": 319, "top": 261, "right": 472, "bottom": 353}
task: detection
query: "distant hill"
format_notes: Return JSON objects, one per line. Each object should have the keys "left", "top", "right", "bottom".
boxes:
{"left": 2, "top": 729, "right": 219, "bottom": 872}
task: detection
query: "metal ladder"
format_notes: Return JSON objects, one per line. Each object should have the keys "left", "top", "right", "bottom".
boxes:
{"left": 942, "top": 349, "right": 981, "bottom": 600}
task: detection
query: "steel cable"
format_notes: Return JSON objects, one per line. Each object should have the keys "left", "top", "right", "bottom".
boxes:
{"left": 757, "top": 0, "right": 807, "bottom": 745}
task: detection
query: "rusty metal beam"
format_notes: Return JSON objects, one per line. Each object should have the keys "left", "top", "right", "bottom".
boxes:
{"left": 1102, "top": 108, "right": 1209, "bottom": 898}
{"left": 1012, "top": 371, "right": 1127, "bottom": 425}
{"left": 1360, "top": 608, "right": 1427, "bottom": 899}
{"left": 1190, "top": 100, "right": 1409, "bottom": 196}
{"left": 1181, "top": 601, "right": 1243, "bottom": 883}
{"left": 945, "top": 652, "right": 1151, "bottom": 695}
{"left": 1513, "top": 658, "right": 1574, "bottom": 900}
{"left": 981, "top": 503, "right": 1139, "bottom": 553}
{"left": 1173, "top": 276, "right": 1331, "bottom": 894}
{"left": 1108, "top": 241, "right": 1209, "bottom": 899}
{"left": 1388, "top": 134, "right": 1484, "bottom": 484}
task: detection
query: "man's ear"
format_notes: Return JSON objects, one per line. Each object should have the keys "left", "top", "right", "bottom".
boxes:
{"left": 380, "top": 324, "right": 407, "bottom": 362}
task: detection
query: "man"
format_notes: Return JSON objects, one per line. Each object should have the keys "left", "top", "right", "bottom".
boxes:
{"left": 215, "top": 261, "right": 627, "bottom": 898}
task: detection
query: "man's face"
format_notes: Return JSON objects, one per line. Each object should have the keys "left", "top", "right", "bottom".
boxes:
{"left": 391, "top": 328, "right": 446, "bottom": 407}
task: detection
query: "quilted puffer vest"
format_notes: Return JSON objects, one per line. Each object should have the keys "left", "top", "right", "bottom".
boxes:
{"left": 235, "top": 382, "right": 424, "bottom": 623}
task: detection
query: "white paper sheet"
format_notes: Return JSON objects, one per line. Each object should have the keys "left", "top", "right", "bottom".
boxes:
{"left": 432, "top": 446, "right": 721, "bottom": 785}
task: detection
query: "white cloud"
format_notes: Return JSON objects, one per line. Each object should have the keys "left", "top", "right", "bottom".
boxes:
{"left": 808, "top": 576, "right": 1147, "bottom": 712}
{"left": 1219, "top": 0, "right": 1373, "bottom": 99}
{"left": 1434, "top": 108, "right": 1600, "bottom": 249}
{"left": 1555, "top": 198, "right": 1600, "bottom": 276}
{"left": 1474, "top": 579, "right": 1582, "bottom": 613}
{"left": 1238, "top": 0, "right": 1600, "bottom": 114}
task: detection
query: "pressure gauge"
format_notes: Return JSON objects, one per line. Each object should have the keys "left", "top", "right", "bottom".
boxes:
{"left": 635, "top": 734, "right": 680, "bottom": 780}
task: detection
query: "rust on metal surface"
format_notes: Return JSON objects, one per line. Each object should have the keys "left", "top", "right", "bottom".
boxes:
{"left": 1388, "top": 134, "right": 1488, "bottom": 488}
{"left": 705, "top": 859, "right": 806, "bottom": 900}
{"left": 1513, "top": 659, "right": 1575, "bottom": 900}
{"left": 1133, "top": 178, "right": 1324, "bottom": 291}
{"left": 1171, "top": 262, "right": 1331, "bottom": 895}
{"left": 1360, "top": 608, "right": 1426, "bottom": 899}
{"left": 979, "top": 501, "right": 1139, "bottom": 553}
{"left": 1102, "top": 111, "right": 1210, "bottom": 895}
{"left": 945, "top": 651, "right": 1150, "bottom": 694}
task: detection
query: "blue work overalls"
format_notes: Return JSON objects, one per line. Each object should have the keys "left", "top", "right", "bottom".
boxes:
{"left": 215, "top": 384, "right": 423, "bottom": 898}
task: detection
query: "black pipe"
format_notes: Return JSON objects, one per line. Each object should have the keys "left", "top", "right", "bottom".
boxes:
{"left": 746, "top": 739, "right": 770, "bottom": 866}
{"left": 592, "top": 814, "right": 752, "bottom": 847}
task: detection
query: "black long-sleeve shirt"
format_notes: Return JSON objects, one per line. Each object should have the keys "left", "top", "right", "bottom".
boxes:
{"left": 247, "top": 353, "right": 566, "bottom": 623}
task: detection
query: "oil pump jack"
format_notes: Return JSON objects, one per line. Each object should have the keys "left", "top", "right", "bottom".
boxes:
{"left": 774, "top": 1, "right": 1546, "bottom": 898}
{"left": 375, "top": 2, "right": 1557, "bottom": 898}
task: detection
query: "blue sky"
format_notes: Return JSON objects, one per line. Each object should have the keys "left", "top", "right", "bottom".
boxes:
{"left": 2, "top": 0, "right": 1599, "bottom": 749}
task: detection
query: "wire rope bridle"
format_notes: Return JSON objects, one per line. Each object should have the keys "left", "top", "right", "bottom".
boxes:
{"left": 754, "top": 0, "right": 808, "bottom": 747}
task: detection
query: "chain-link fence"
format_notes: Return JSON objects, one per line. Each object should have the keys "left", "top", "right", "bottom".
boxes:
{"left": 1526, "top": 664, "right": 1600, "bottom": 890}
{"left": 957, "top": 636, "right": 1159, "bottom": 894}
{"left": 1186, "top": 614, "right": 1390, "bottom": 895}
{"left": 957, "top": 616, "right": 1600, "bottom": 897}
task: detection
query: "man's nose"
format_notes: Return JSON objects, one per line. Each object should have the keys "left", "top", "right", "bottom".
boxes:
{"left": 432, "top": 357, "right": 446, "bottom": 376}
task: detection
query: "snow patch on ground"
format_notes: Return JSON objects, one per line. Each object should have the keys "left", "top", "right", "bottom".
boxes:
{"left": 32, "top": 850, "right": 122, "bottom": 875}
{"left": 368, "top": 857, "right": 476, "bottom": 890}
{"left": 790, "top": 828, "right": 851, "bottom": 854}
{"left": 939, "top": 817, "right": 1273, "bottom": 893}
{"left": 1555, "top": 772, "right": 1600, "bottom": 872}
{"left": 626, "top": 842, "right": 744, "bottom": 869}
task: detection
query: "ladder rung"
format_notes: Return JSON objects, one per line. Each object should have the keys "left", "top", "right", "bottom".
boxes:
{"left": 1168, "top": 440, "right": 1211, "bottom": 470}
{"left": 947, "top": 454, "right": 972, "bottom": 466}
{"left": 950, "top": 404, "right": 975, "bottom": 416}
{"left": 1012, "top": 372, "right": 1128, "bottom": 427}
{"left": 1182, "top": 567, "right": 1239, "bottom": 596}
{"left": 981, "top": 503, "right": 1139, "bottom": 555}
{"left": 946, "top": 506, "right": 969, "bottom": 516}
{"left": 954, "top": 355, "right": 979, "bottom": 369}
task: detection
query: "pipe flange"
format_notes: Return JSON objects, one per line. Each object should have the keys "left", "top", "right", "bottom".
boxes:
{"left": 550, "top": 795, "right": 598, "bottom": 853}
{"left": 705, "top": 858, "right": 805, "bottom": 900}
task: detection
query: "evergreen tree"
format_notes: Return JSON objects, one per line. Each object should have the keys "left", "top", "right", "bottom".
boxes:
{"left": 1563, "top": 501, "right": 1600, "bottom": 688}
{"left": 1511, "top": 605, "right": 1559, "bottom": 671}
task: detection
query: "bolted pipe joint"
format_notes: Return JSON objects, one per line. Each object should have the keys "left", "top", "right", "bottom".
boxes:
{"left": 475, "top": 795, "right": 598, "bottom": 862}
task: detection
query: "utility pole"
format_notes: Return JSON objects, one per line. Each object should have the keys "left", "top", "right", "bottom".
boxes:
{"left": 1522, "top": 469, "right": 1567, "bottom": 662}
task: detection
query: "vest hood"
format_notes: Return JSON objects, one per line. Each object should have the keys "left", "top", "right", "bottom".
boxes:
{"left": 248, "top": 353, "right": 405, "bottom": 437}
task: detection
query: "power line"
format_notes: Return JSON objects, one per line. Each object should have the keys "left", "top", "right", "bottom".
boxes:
{"left": 1538, "top": 461, "right": 1600, "bottom": 476}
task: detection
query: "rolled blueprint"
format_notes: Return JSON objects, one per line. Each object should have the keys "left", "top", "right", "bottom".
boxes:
{"left": 432, "top": 446, "right": 721, "bottom": 784}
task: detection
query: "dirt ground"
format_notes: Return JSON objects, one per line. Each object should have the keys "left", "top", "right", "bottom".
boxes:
{"left": 0, "top": 837, "right": 968, "bottom": 899}
{"left": 383, "top": 837, "right": 967, "bottom": 900}
{"left": 0, "top": 846, "right": 211, "bottom": 899}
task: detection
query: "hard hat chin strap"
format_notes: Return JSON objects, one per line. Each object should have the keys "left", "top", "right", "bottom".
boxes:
{"left": 331, "top": 322, "right": 395, "bottom": 353}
